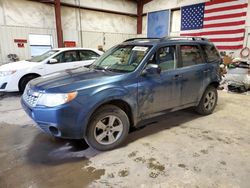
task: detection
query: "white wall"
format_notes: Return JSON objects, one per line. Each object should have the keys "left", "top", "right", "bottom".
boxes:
{"left": 0, "top": 0, "right": 137, "bottom": 64}
{"left": 61, "top": 0, "right": 137, "bottom": 15}
{"left": 143, "top": 0, "right": 208, "bottom": 13}
{"left": 61, "top": 7, "right": 136, "bottom": 34}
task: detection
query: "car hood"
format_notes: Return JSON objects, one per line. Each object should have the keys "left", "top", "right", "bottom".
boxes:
{"left": 29, "top": 67, "right": 124, "bottom": 92}
{"left": 0, "top": 60, "right": 39, "bottom": 71}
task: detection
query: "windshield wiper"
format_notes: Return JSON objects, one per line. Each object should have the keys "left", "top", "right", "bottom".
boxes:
{"left": 92, "top": 66, "right": 106, "bottom": 70}
{"left": 105, "top": 68, "right": 129, "bottom": 73}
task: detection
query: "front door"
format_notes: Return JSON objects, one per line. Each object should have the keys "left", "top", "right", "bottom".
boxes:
{"left": 138, "top": 45, "right": 181, "bottom": 119}
{"left": 45, "top": 50, "right": 79, "bottom": 74}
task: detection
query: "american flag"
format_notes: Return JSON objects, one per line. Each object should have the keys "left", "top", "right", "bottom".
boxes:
{"left": 180, "top": 0, "right": 248, "bottom": 50}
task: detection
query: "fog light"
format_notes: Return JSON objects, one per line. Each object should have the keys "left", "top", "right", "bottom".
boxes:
{"left": 49, "top": 126, "right": 59, "bottom": 136}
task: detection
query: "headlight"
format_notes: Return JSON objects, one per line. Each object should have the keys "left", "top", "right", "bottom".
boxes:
{"left": 0, "top": 70, "right": 16, "bottom": 77}
{"left": 36, "top": 91, "right": 78, "bottom": 107}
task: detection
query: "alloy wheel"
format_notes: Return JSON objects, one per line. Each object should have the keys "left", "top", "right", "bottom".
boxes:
{"left": 204, "top": 91, "right": 216, "bottom": 111}
{"left": 94, "top": 115, "right": 124, "bottom": 145}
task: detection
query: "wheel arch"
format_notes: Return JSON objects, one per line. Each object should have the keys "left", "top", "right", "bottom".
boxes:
{"left": 82, "top": 98, "right": 135, "bottom": 137}
{"left": 208, "top": 81, "right": 220, "bottom": 88}
{"left": 18, "top": 73, "right": 41, "bottom": 90}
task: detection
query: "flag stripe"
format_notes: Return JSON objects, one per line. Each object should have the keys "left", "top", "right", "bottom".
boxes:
{"left": 204, "top": 17, "right": 246, "bottom": 25}
{"left": 206, "top": 0, "right": 240, "bottom": 6}
{"left": 210, "top": 37, "right": 244, "bottom": 42}
{"left": 211, "top": 41, "right": 244, "bottom": 46}
{"left": 204, "top": 20, "right": 245, "bottom": 28}
{"left": 205, "top": 3, "right": 247, "bottom": 13}
{"left": 204, "top": 12, "right": 247, "bottom": 21}
{"left": 181, "top": 29, "right": 245, "bottom": 36}
{"left": 205, "top": 8, "right": 247, "bottom": 17}
{"left": 199, "top": 33, "right": 244, "bottom": 39}
{"left": 201, "top": 25, "right": 244, "bottom": 32}
{"left": 216, "top": 45, "right": 243, "bottom": 50}
{"left": 205, "top": 0, "right": 246, "bottom": 9}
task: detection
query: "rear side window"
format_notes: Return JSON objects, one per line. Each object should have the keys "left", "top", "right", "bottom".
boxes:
{"left": 54, "top": 51, "right": 78, "bottom": 63}
{"left": 79, "top": 50, "right": 99, "bottom": 61}
{"left": 202, "top": 45, "right": 220, "bottom": 62}
{"left": 180, "top": 45, "right": 203, "bottom": 67}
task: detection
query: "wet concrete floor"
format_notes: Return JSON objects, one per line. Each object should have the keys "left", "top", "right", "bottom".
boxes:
{"left": 0, "top": 91, "right": 249, "bottom": 187}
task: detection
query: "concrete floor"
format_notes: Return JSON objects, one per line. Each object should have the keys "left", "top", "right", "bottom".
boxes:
{"left": 0, "top": 91, "right": 249, "bottom": 188}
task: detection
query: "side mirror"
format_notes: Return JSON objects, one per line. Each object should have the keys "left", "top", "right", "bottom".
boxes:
{"left": 48, "top": 58, "right": 58, "bottom": 64}
{"left": 142, "top": 64, "right": 161, "bottom": 76}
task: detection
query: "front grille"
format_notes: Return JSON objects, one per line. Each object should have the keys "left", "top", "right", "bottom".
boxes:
{"left": 23, "top": 87, "right": 40, "bottom": 107}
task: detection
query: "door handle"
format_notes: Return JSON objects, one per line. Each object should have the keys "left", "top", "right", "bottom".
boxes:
{"left": 203, "top": 69, "right": 211, "bottom": 73}
{"left": 173, "top": 74, "right": 182, "bottom": 80}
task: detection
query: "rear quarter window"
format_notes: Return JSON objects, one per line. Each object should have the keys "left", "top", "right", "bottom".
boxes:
{"left": 202, "top": 44, "right": 221, "bottom": 63}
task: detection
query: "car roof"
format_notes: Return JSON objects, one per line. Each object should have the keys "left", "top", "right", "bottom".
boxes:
{"left": 53, "top": 47, "right": 99, "bottom": 51}
{"left": 122, "top": 37, "right": 214, "bottom": 47}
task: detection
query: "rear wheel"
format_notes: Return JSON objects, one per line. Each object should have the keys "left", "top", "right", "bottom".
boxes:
{"left": 19, "top": 75, "right": 39, "bottom": 93}
{"left": 195, "top": 86, "right": 218, "bottom": 115}
{"left": 86, "top": 105, "right": 130, "bottom": 151}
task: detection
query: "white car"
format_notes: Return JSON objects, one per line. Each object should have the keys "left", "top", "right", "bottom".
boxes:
{"left": 0, "top": 48, "right": 103, "bottom": 92}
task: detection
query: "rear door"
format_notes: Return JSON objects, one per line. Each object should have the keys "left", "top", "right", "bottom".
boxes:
{"left": 200, "top": 44, "right": 221, "bottom": 87}
{"left": 178, "top": 44, "right": 207, "bottom": 105}
{"left": 77, "top": 50, "right": 100, "bottom": 67}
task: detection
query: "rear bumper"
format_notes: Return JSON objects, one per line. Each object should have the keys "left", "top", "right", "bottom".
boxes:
{"left": 21, "top": 97, "right": 85, "bottom": 139}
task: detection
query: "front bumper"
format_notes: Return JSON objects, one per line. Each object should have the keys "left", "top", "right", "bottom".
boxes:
{"left": 0, "top": 76, "right": 19, "bottom": 92}
{"left": 21, "top": 98, "right": 85, "bottom": 139}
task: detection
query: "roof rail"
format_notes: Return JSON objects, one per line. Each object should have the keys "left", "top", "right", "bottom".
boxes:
{"left": 123, "top": 38, "right": 160, "bottom": 42}
{"left": 163, "top": 36, "right": 209, "bottom": 41}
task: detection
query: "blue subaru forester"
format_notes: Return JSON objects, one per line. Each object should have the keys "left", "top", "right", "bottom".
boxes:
{"left": 21, "top": 37, "right": 221, "bottom": 151}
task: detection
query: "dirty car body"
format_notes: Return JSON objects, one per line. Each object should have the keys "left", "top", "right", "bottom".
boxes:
{"left": 21, "top": 37, "right": 221, "bottom": 151}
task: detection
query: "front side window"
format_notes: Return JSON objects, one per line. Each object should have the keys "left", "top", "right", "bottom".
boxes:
{"left": 158, "top": 46, "right": 176, "bottom": 71}
{"left": 54, "top": 51, "right": 78, "bottom": 63}
{"left": 79, "top": 50, "right": 99, "bottom": 61}
{"left": 91, "top": 45, "right": 151, "bottom": 72}
{"left": 180, "top": 45, "right": 203, "bottom": 67}
{"left": 201, "top": 45, "right": 220, "bottom": 62}
{"left": 28, "top": 50, "right": 59, "bottom": 62}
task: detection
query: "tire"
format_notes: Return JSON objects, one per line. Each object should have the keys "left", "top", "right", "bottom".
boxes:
{"left": 86, "top": 105, "right": 130, "bottom": 151}
{"left": 19, "top": 75, "right": 38, "bottom": 93}
{"left": 195, "top": 86, "right": 218, "bottom": 115}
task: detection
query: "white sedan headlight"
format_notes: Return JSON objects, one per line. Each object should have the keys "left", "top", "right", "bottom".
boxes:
{"left": 0, "top": 70, "right": 16, "bottom": 77}
{"left": 36, "top": 91, "right": 78, "bottom": 107}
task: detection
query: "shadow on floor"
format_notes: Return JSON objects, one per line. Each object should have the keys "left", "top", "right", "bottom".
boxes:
{"left": 0, "top": 92, "right": 21, "bottom": 100}
{"left": 26, "top": 133, "right": 91, "bottom": 166}
{"left": 124, "top": 108, "right": 201, "bottom": 146}
{"left": 26, "top": 108, "right": 202, "bottom": 166}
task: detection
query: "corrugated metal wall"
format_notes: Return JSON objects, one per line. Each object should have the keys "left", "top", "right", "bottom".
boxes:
{"left": 80, "top": 31, "right": 136, "bottom": 50}
{"left": 0, "top": 0, "right": 138, "bottom": 65}
{"left": 0, "top": 26, "right": 57, "bottom": 64}
{"left": 0, "top": 26, "right": 137, "bottom": 64}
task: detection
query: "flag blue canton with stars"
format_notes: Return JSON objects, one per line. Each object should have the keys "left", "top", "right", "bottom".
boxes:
{"left": 181, "top": 3, "right": 205, "bottom": 31}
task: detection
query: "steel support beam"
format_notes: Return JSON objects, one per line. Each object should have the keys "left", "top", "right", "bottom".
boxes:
{"left": 137, "top": 0, "right": 152, "bottom": 34}
{"left": 137, "top": 0, "right": 143, "bottom": 34}
{"left": 55, "top": 0, "right": 63, "bottom": 48}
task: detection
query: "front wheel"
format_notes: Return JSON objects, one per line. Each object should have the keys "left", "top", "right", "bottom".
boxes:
{"left": 19, "top": 75, "right": 39, "bottom": 93}
{"left": 86, "top": 105, "right": 130, "bottom": 151}
{"left": 195, "top": 86, "right": 218, "bottom": 115}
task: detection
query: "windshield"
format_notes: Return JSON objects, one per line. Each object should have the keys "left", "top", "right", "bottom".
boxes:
{"left": 91, "top": 45, "right": 152, "bottom": 72}
{"left": 27, "top": 50, "right": 59, "bottom": 62}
